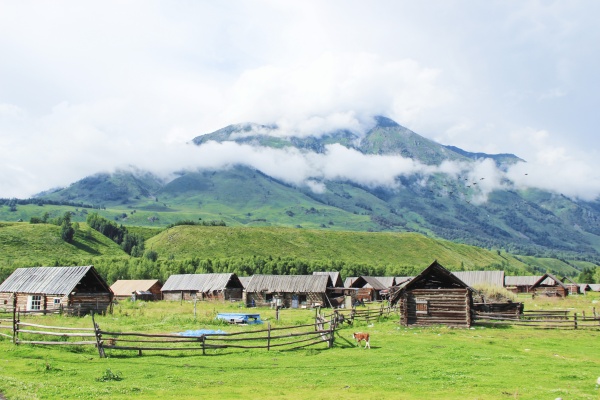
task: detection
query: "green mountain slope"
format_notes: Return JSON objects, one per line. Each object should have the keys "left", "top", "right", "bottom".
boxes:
{"left": 0, "top": 222, "right": 128, "bottom": 265}
{"left": 146, "top": 225, "right": 529, "bottom": 272}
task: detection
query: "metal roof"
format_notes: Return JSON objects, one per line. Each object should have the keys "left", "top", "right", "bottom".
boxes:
{"left": 313, "top": 271, "right": 343, "bottom": 287}
{"left": 245, "top": 274, "right": 331, "bottom": 293}
{"left": 531, "top": 273, "right": 568, "bottom": 290}
{"left": 395, "top": 276, "right": 413, "bottom": 285}
{"left": 161, "top": 273, "right": 241, "bottom": 292}
{"left": 452, "top": 271, "right": 505, "bottom": 287}
{"left": 588, "top": 284, "right": 600, "bottom": 292}
{"left": 110, "top": 280, "right": 161, "bottom": 297}
{"left": 344, "top": 277, "right": 357, "bottom": 288}
{"left": 504, "top": 276, "right": 541, "bottom": 286}
{"left": 371, "top": 277, "right": 396, "bottom": 288}
{"left": 238, "top": 276, "right": 253, "bottom": 289}
{"left": 0, "top": 266, "right": 104, "bottom": 295}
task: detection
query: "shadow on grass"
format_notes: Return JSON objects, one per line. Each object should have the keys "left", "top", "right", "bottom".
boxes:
{"left": 72, "top": 240, "right": 101, "bottom": 255}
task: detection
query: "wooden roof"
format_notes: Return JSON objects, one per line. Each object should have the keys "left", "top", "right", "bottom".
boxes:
{"left": 0, "top": 266, "right": 110, "bottom": 295}
{"left": 588, "top": 284, "right": 600, "bottom": 292}
{"left": 347, "top": 276, "right": 388, "bottom": 291}
{"left": 390, "top": 261, "right": 473, "bottom": 305}
{"left": 344, "top": 277, "right": 357, "bottom": 288}
{"left": 245, "top": 275, "right": 332, "bottom": 293}
{"left": 238, "top": 276, "right": 252, "bottom": 289}
{"left": 452, "top": 271, "right": 505, "bottom": 287}
{"left": 530, "top": 273, "right": 568, "bottom": 290}
{"left": 110, "top": 280, "right": 162, "bottom": 297}
{"left": 162, "top": 273, "right": 242, "bottom": 293}
{"left": 313, "top": 271, "right": 343, "bottom": 287}
{"left": 504, "top": 275, "right": 541, "bottom": 287}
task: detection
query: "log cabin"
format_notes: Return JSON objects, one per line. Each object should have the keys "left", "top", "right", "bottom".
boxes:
{"left": 389, "top": 261, "right": 474, "bottom": 328}
{"left": 161, "top": 273, "right": 244, "bottom": 302}
{"left": 0, "top": 266, "right": 113, "bottom": 315}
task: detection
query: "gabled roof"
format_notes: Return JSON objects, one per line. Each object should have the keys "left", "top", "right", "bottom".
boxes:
{"left": 245, "top": 275, "right": 332, "bottom": 293}
{"left": 390, "top": 261, "right": 473, "bottom": 305}
{"left": 395, "top": 277, "right": 413, "bottom": 285}
{"left": 110, "top": 280, "right": 162, "bottom": 297}
{"left": 371, "top": 277, "right": 396, "bottom": 288}
{"left": 453, "top": 271, "right": 505, "bottom": 287}
{"left": 561, "top": 276, "right": 579, "bottom": 286}
{"left": 344, "top": 277, "right": 357, "bottom": 288}
{"left": 313, "top": 271, "right": 343, "bottom": 287}
{"left": 162, "top": 273, "right": 242, "bottom": 292}
{"left": 530, "top": 273, "right": 568, "bottom": 290}
{"left": 238, "top": 276, "right": 253, "bottom": 289}
{"left": 504, "top": 276, "right": 542, "bottom": 287}
{"left": 348, "top": 276, "right": 388, "bottom": 291}
{"left": 0, "top": 266, "right": 110, "bottom": 295}
{"left": 588, "top": 284, "right": 600, "bottom": 292}
{"left": 578, "top": 283, "right": 591, "bottom": 291}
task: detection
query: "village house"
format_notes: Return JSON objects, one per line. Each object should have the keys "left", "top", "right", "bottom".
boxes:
{"left": 161, "top": 273, "right": 244, "bottom": 302}
{"left": 0, "top": 266, "right": 113, "bottom": 315}
{"left": 390, "top": 261, "right": 474, "bottom": 328}
{"left": 530, "top": 273, "right": 569, "bottom": 298}
{"left": 245, "top": 274, "right": 333, "bottom": 308}
{"left": 110, "top": 279, "right": 163, "bottom": 301}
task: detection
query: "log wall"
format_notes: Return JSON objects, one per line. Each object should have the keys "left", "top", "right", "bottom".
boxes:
{"left": 401, "top": 288, "right": 471, "bottom": 328}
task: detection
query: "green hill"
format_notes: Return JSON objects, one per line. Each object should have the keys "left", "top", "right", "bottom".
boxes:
{"left": 146, "top": 225, "right": 530, "bottom": 272}
{"left": 0, "top": 222, "right": 128, "bottom": 266}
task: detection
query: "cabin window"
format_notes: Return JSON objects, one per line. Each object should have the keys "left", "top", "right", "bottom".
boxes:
{"left": 265, "top": 293, "right": 273, "bottom": 302}
{"left": 415, "top": 298, "right": 428, "bottom": 315}
{"left": 53, "top": 298, "right": 62, "bottom": 306}
{"left": 299, "top": 294, "right": 307, "bottom": 304}
{"left": 28, "top": 295, "right": 42, "bottom": 311}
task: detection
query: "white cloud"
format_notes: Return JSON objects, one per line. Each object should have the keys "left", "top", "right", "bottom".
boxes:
{"left": 0, "top": 1, "right": 598, "bottom": 202}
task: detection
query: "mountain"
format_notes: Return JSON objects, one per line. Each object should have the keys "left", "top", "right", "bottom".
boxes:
{"left": 28, "top": 116, "right": 600, "bottom": 262}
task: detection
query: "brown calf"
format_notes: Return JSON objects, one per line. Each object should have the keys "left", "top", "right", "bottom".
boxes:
{"left": 352, "top": 332, "right": 370, "bottom": 349}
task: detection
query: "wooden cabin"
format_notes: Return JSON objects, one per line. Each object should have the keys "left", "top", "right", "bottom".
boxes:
{"left": 347, "top": 276, "right": 392, "bottom": 302}
{"left": 0, "top": 266, "right": 113, "bottom": 315}
{"left": 161, "top": 273, "right": 243, "bottom": 302}
{"left": 390, "top": 261, "right": 474, "bottom": 328}
{"left": 504, "top": 276, "right": 541, "bottom": 293}
{"left": 530, "top": 273, "right": 569, "bottom": 298}
{"left": 561, "top": 276, "right": 580, "bottom": 295}
{"left": 245, "top": 274, "right": 333, "bottom": 308}
{"left": 110, "top": 279, "right": 163, "bottom": 301}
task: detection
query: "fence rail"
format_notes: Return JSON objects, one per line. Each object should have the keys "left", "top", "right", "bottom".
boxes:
{"left": 474, "top": 309, "right": 600, "bottom": 329}
{"left": 1, "top": 310, "right": 339, "bottom": 357}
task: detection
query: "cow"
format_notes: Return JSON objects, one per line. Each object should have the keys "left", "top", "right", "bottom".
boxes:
{"left": 352, "top": 332, "right": 370, "bottom": 349}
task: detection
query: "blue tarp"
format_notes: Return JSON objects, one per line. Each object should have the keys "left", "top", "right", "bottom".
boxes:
{"left": 178, "top": 329, "right": 228, "bottom": 336}
{"left": 216, "top": 313, "right": 263, "bottom": 324}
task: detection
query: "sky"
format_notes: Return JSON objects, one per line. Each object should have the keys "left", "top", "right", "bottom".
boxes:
{"left": 1, "top": 1, "right": 599, "bottom": 200}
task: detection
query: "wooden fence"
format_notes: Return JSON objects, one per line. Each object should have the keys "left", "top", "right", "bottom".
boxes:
{"left": 323, "top": 303, "right": 394, "bottom": 326}
{"left": 0, "top": 310, "right": 14, "bottom": 341}
{"left": 474, "top": 308, "right": 600, "bottom": 329}
{"left": 96, "top": 321, "right": 335, "bottom": 358}
{"left": 1, "top": 311, "right": 338, "bottom": 357}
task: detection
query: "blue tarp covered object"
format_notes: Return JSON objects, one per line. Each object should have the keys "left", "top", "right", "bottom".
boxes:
{"left": 216, "top": 313, "right": 263, "bottom": 324}
{"left": 178, "top": 329, "right": 228, "bottom": 336}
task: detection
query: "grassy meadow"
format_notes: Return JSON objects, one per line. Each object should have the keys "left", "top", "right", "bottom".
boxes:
{"left": 1, "top": 294, "right": 599, "bottom": 399}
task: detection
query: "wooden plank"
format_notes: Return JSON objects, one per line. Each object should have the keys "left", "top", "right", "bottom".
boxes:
{"left": 18, "top": 322, "right": 95, "bottom": 331}
{"left": 16, "top": 329, "right": 96, "bottom": 337}
{"left": 16, "top": 340, "right": 97, "bottom": 345}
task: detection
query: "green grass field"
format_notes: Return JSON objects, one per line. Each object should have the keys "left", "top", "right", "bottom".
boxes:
{"left": 1, "top": 295, "right": 599, "bottom": 399}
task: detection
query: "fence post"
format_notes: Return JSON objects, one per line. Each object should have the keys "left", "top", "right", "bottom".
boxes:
{"left": 91, "top": 311, "right": 105, "bottom": 358}
{"left": 267, "top": 322, "right": 271, "bottom": 351}
{"left": 574, "top": 312, "right": 578, "bottom": 330}
{"left": 201, "top": 335, "right": 206, "bottom": 355}
{"left": 12, "top": 305, "right": 17, "bottom": 345}
{"left": 14, "top": 309, "right": 20, "bottom": 345}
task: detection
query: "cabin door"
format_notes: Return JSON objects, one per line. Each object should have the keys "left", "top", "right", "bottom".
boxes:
{"left": 291, "top": 294, "right": 299, "bottom": 309}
